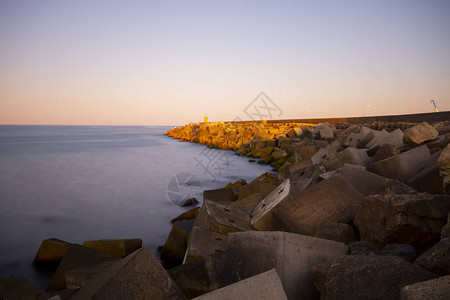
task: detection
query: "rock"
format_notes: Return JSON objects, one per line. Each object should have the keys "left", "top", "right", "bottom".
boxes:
{"left": 354, "top": 193, "right": 450, "bottom": 251}
{"left": 33, "top": 238, "right": 72, "bottom": 268}
{"left": 237, "top": 172, "right": 280, "bottom": 200}
{"left": 314, "top": 139, "right": 330, "bottom": 149}
{"left": 65, "top": 261, "right": 115, "bottom": 289}
{"left": 193, "top": 200, "right": 252, "bottom": 235}
{"left": 343, "top": 133, "right": 365, "bottom": 148}
{"left": 379, "top": 244, "right": 417, "bottom": 262}
{"left": 319, "top": 128, "right": 334, "bottom": 140}
{"left": 373, "top": 144, "right": 401, "bottom": 163}
{"left": 367, "top": 128, "right": 405, "bottom": 156}
{"left": 408, "top": 150, "right": 444, "bottom": 194}
{"left": 324, "top": 147, "right": 370, "bottom": 170}
{"left": 401, "top": 275, "right": 450, "bottom": 300}
{"left": 251, "top": 177, "right": 311, "bottom": 231}
{"left": 83, "top": 239, "right": 142, "bottom": 258}
{"left": 274, "top": 175, "right": 363, "bottom": 236}
{"left": 248, "top": 158, "right": 255, "bottom": 162}
{"left": 170, "top": 252, "right": 238, "bottom": 298}
{"left": 367, "top": 145, "right": 431, "bottom": 183}
{"left": 272, "top": 150, "right": 287, "bottom": 161}
{"left": 310, "top": 148, "right": 337, "bottom": 166}
{"left": 415, "top": 237, "right": 450, "bottom": 276}
{"left": 225, "top": 231, "right": 348, "bottom": 300}
{"left": 311, "top": 255, "right": 438, "bottom": 300}
{"left": 314, "top": 222, "right": 356, "bottom": 244}
{"left": 184, "top": 226, "right": 228, "bottom": 263}
{"left": 229, "top": 193, "right": 263, "bottom": 215}
{"left": 203, "top": 187, "right": 237, "bottom": 203}
{"left": 0, "top": 276, "right": 43, "bottom": 299}
{"left": 441, "top": 213, "right": 450, "bottom": 239}
{"left": 298, "top": 145, "right": 317, "bottom": 159}
{"left": 224, "top": 179, "right": 247, "bottom": 190}
{"left": 340, "top": 163, "right": 415, "bottom": 196}
{"left": 37, "top": 289, "right": 77, "bottom": 300}
{"left": 160, "top": 223, "right": 189, "bottom": 269}
{"left": 349, "top": 241, "right": 379, "bottom": 255}
{"left": 171, "top": 207, "right": 200, "bottom": 223}
{"left": 46, "top": 244, "right": 119, "bottom": 291}
{"left": 72, "top": 248, "right": 186, "bottom": 299}
{"left": 192, "top": 269, "right": 287, "bottom": 300}
{"left": 438, "top": 143, "right": 450, "bottom": 193}
{"left": 404, "top": 122, "right": 439, "bottom": 145}
{"left": 358, "top": 129, "right": 389, "bottom": 149}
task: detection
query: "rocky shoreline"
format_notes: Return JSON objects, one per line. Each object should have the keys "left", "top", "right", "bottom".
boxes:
{"left": 1, "top": 119, "right": 450, "bottom": 299}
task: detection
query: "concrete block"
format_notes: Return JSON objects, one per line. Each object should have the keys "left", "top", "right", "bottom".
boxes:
{"left": 237, "top": 172, "right": 280, "bottom": 200}
{"left": 72, "top": 248, "right": 186, "bottom": 299}
{"left": 65, "top": 261, "right": 115, "bottom": 289}
{"left": 251, "top": 177, "right": 311, "bottom": 231}
{"left": 401, "top": 275, "right": 450, "bottom": 300}
{"left": 341, "top": 164, "right": 414, "bottom": 196}
{"left": 229, "top": 193, "right": 263, "bottom": 215}
{"left": 319, "top": 128, "right": 334, "bottom": 140}
{"left": 193, "top": 200, "right": 252, "bottom": 235}
{"left": 314, "top": 222, "right": 356, "bottom": 244}
{"left": 359, "top": 129, "right": 389, "bottom": 149}
{"left": 298, "top": 145, "right": 317, "bottom": 159}
{"left": 203, "top": 187, "right": 237, "bottom": 202}
{"left": 408, "top": 149, "right": 444, "bottom": 194}
{"left": 274, "top": 175, "right": 363, "bottom": 236}
{"left": 0, "top": 276, "right": 43, "bottom": 299}
{"left": 325, "top": 147, "right": 371, "bottom": 170}
{"left": 47, "top": 244, "right": 119, "bottom": 291}
{"left": 226, "top": 231, "right": 348, "bottom": 300}
{"left": 161, "top": 223, "right": 189, "bottom": 269}
{"left": 313, "top": 139, "right": 329, "bottom": 149}
{"left": 192, "top": 269, "right": 287, "bottom": 300}
{"left": 171, "top": 207, "right": 200, "bottom": 223}
{"left": 33, "top": 238, "right": 72, "bottom": 268}
{"left": 367, "top": 145, "right": 431, "bottom": 183}
{"left": 310, "top": 148, "right": 337, "bottom": 166}
{"left": 367, "top": 128, "right": 405, "bottom": 156}
{"left": 184, "top": 226, "right": 228, "bottom": 263}
{"left": 343, "top": 133, "right": 365, "bottom": 147}
{"left": 83, "top": 239, "right": 142, "bottom": 258}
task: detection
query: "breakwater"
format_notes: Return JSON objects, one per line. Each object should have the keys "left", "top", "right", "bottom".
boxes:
{"left": 2, "top": 114, "right": 450, "bottom": 299}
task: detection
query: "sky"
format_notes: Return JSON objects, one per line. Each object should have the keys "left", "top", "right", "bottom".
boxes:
{"left": 1, "top": 0, "right": 449, "bottom": 126}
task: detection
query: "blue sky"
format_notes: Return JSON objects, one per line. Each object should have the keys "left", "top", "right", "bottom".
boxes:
{"left": 1, "top": 0, "right": 449, "bottom": 125}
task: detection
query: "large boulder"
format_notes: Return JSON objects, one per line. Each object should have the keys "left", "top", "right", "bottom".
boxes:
{"left": 47, "top": 244, "right": 119, "bottom": 291}
{"left": 438, "top": 143, "right": 450, "bottom": 193}
{"left": 0, "top": 276, "right": 43, "bottom": 299}
{"left": 415, "top": 237, "right": 450, "bottom": 276}
{"left": 401, "top": 275, "right": 450, "bottom": 300}
{"left": 72, "top": 248, "right": 186, "bottom": 299}
{"left": 225, "top": 231, "right": 348, "bottom": 300}
{"left": 160, "top": 223, "right": 189, "bottom": 269}
{"left": 33, "top": 238, "right": 72, "bottom": 268}
{"left": 354, "top": 193, "right": 450, "bottom": 251}
{"left": 184, "top": 226, "right": 228, "bottom": 263}
{"left": 192, "top": 269, "right": 287, "bottom": 300}
{"left": 367, "top": 128, "right": 404, "bottom": 156}
{"left": 274, "top": 175, "right": 363, "bottom": 236}
{"left": 367, "top": 145, "right": 431, "bottom": 183}
{"left": 193, "top": 200, "right": 252, "bottom": 235}
{"left": 340, "top": 164, "right": 414, "bottom": 196}
{"left": 311, "top": 255, "right": 438, "bottom": 300}
{"left": 404, "top": 122, "right": 439, "bottom": 145}
{"left": 251, "top": 177, "right": 311, "bottom": 231}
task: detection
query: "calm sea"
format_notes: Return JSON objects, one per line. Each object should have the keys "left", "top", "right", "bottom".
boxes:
{"left": 0, "top": 125, "right": 271, "bottom": 288}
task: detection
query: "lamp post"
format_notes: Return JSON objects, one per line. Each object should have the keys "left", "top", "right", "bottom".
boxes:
{"left": 363, "top": 104, "right": 371, "bottom": 117}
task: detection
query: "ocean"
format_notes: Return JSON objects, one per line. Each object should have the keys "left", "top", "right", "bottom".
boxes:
{"left": 0, "top": 125, "right": 271, "bottom": 288}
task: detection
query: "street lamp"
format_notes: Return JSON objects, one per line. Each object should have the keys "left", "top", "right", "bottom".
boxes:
{"left": 363, "top": 104, "right": 371, "bottom": 117}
